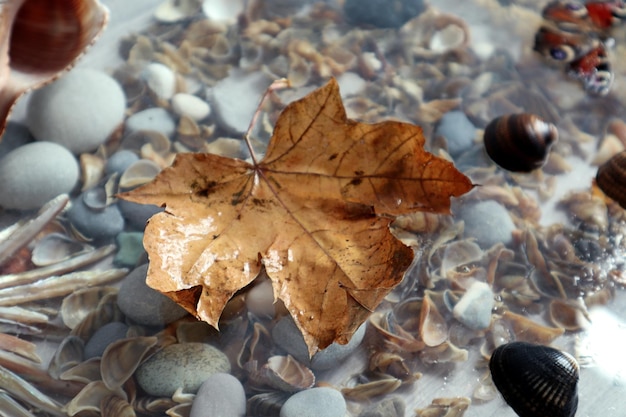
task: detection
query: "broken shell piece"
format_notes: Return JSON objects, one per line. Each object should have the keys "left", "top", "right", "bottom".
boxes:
{"left": 120, "top": 130, "right": 171, "bottom": 155}
{"left": 48, "top": 335, "right": 85, "bottom": 379}
{"left": 100, "top": 336, "right": 158, "bottom": 390}
{"left": 61, "top": 286, "right": 118, "bottom": 330}
{"left": 498, "top": 311, "right": 564, "bottom": 345}
{"left": 118, "top": 159, "right": 162, "bottom": 190}
{"left": 31, "top": 233, "right": 93, "bottom": 267}
{"left": 248, "top": 355, "right": 315, "bottom": 392}
{"left": 416, "top": 397, "right": 471, "bottom": 417}
{"left": 66, "top": 381, "right": 127, "bottom": 416}
{"left": 420, "top": 294, "right": 448, "bottom": 347}
{"left": 60, "top": 357, "right": 102, "bottom": 384}
{"left": 549, "top": 299, "right": 591, "bottom": 331}
{"left": 154, "top": 0, "right": 201, "bottom": 23}
{"left": 341, "top": 376, "right": 403, "bottom": 401}
{"left": 100, "top": 394, "right": 135, "bottom": 417}
{"left": 80, "top": 153, "right": 105, "bottom": 191}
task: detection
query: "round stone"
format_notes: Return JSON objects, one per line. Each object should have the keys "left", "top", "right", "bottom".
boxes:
{"left": 136, "top": 343, "right": 231, "bottom": 397}
{"left": 171, "top": 93, "right": 211, "bottom": 121}
{"left": 117, "top": 264, "right": 188, "bottom": 327}
{"left": 457, "top": 200, "right": 515, "bottom": 248}
{"left": 435, "top": 111, "right": 476, "bottom": 158}
{"left": 343, "top": 0, "right": 426, "bottom": 28}
{"left": 84, "top": 322, "right": 129, "bottom": 359}
{"left": 0, "top": 142, "right": 79, "bottom": 210}
{"left": 105, "top": 150, "right": 140, "bottom": 175}
{"left": 125, "top": 108, "right": 176, "bottom": 138}
{"left": 280, "top": 387, "right": 346, "bottom": 417}
{"left": 117, "top": 198, "right": 163, "bottom": 230}
{"left": 67, "top": 198, "right": 125, "bottom": 240}
{"left": 27, "top": 69, "right": 126, "bottom": 154}
{"left": 0, "top": 122, "right": 34, "bottom": 159}
{"left": 142, "top": 63, "right": 176, "bottom": 99}
{"left": 189, "top": 373, "right": 246, "bottom": 417}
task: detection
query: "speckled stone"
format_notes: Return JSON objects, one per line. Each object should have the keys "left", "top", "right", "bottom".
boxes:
{"left": 343, "top": 0, "right": 426, "bottom": 28}
{"left": 171, "top": 93, "right": 211, "bottom": 121}
{"left": 125, "top": 108, "right": 176, "bottom": 137}
{"left": 280, "top": 387, "right": 346, "bottom": 417}
{"left": 0, "top": 142, "right": 79, "bottom": 210}
{"left": 457, "top": 200, "right": 515, "bottom": 248}
{"left": 67, "top": 198, "right": 125, "bottom": 240}
{"left": 189, "top": 373, "right": 246, "bottom": 417}
{"left": 435, "top": 111, "right": 476, "bottom": 158}
{"left": 27, "top": 69, "right": 126, "bottom": 154}
{"left": 84, "top": 322, "right": 129, "bottom": 359}
{"left": 136, "top": 343, "right": 231, "bottom": 396}
{"left": 117, "top": 264, "right": 188, "bottom": 326}
{"left": 105, "top": 150, "right": 140, "bottom": 175}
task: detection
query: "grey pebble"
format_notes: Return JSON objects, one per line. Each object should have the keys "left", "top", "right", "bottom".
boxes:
{"left": 0, "top": 142, "right": 79, "bottom": 210}
{"left": 125, "top": 108, "right": 176, "bottom": 137}
{"left": 27, "top": 69, "right": 126, "bottom": 154}
{"left": 343, "top": 0, "right": 426, "bottom": 28}
{"left": 136, "top": 343, "right": 231, "bottom": 397}
{"left": 117, "top": 264, "right": 188, "bottom": 327}
{"left": 84, "top": 322, "right": 129, "bottom": 359}
{"left": 457, "top": 200, "right": 515, "bottom": 248}
{"left": 189, "top": 373, "right": 246, "bottom": 417}
{"left": 0, "top": 122, "right": 34, "bottom": 159}
{"left": 67, "top": 197, "right": 125, "bottom": 240}
{"left": 117, "top": 198, "right": 163, "bottom": 229}
{"left": 272, "top": 315, "right": 366, "bottom": 371}
{"left": 435, "top": 111, "right": 476, "bottom": 158}
{"left": 105, "top": 150, "right": 140, "bottom": 175}
{"left": 280, "top": 387, "right": 346, "bottom": 417}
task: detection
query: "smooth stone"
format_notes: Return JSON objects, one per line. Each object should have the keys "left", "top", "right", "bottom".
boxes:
{"left": 0, "top": 122, "right": 34, "bottom": 159}
{"left": 435, "top": 111, "right": 476, "bottom": 158}
{"left": 457, "top": 200, "right": 515, "bottom": 248}
{"left": 0, "top": 142, "right": 79, "bottom": 210}
{"left": 67, "top": 198, "right": 125, "bottom": 240}
{"left": 125, "top": 108, "right": 176, "bottom": 138}
{"left": 84, "top": 322, "right": 129, "bottom": 359}
{"left": 343, "top": 0, "right": 426, "bottom": 28}
{"left": 452, "top": 281, "right": 494, "bottom": 330}
{"left": 272, "top": 315, "right": 366, "bottom": 371}
{"left": 359, "top": 397, "right": 406, "bottom": 417}
{"left": 117, "top": 264, "right": 188, "bottom": 326}
{"left": 210, "top": 70, "right": 271, "bottom": 134}
{"left": 117, "top": 198, "right": 163, "bottom": 229}
{"left": 280, "top": 387, "right": 346, "bottom": 417}
{"left": 142, "top": 63, "right": 176, "bottom": 99}
{"left": 27, "top": 69, "right": 126, "bottom": 154}
{"left": 136, "top": 343, "right": 231, "bottom": 396}
{"left": 105, "top": 150, "right": 140, "bottom": 175}
{"left": 189, "top": 373, "right": 246, "bottom": 417}
{"left": 113, "top": 232, "right": 146, "bottom": 267}
{"left": 171, "top": 93, "right": 211, "bottom": 121}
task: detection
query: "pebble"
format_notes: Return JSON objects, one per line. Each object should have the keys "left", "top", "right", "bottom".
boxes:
{"left": 359, "top": 397, "right": 406, "bottom": 417}
{"left": 0, "top": 122, "right": 33, "bottom": 159}
{"left": 26, "top": 69, "right": 126, "bottom": 154}
{"left": 136, "top": 343, "right": 231, "bottom": 396}
{"left": 142, "top": 63, "right": 176, "bottom": 99}
{"left": 189, "top": 373, "right": 246, "bottom": 417}
{"left": 66, "top": 198, "right": 125, "bottom": 240}
{"left": 171, "top": 93, "right": 211, "bottom": 121}
{"left": 343, "top": 0, "right": 426, "bottom": 28}
{"left": 0, "top": 142, "right": 79, "bottom": 210}
{"left": 452, "top": 281, "right": 494, "bottom": 330}
{"left": 280, "top": 387, "right": 346, "bottom": 417}
{"left": 117, "top": 198, "right": 163, "bottom": 230}
{"left": 105, "top": 150, "right": 140, "bottom": 175}
{"left": 125, "top": 108, "right": 176, "bottom": 138}
{"left": 210, "top": 70, "right": 271, "bottom": 134}
{"left": 435, "top": 111, "right": 476, "bottom": 158}
{"left": 84, "top": 322, "right": 129, "bottom": 359}
{"left": 113, "top": 232, "right": 146, "bottom": 267}
{"left": 272, "top": 316, "right": 366, "bottom": 371}
{"left": 117, "top": 264, "right": 188, "bottom": 326}
{"left": 457, "top": 200, "right": 515, "bottom": 248}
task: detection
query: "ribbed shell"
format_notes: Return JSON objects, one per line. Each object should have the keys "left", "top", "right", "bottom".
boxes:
{"left": 596, "top": 150, "right": 626, "bottom": 209}
{"left": 484, "top": 113, "right": 558, "bottom": 172}
{"left": 489, "top": 342, "right": 579, "bottom": 417}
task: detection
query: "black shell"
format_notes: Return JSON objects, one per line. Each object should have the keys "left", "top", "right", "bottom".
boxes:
{"left": 489, "top": 342, "right": 579, "bottom": 417}
{"left": 596, "top": 150, "right": 626, "bottom": 209}
{"left": 484, "top": 113, "right": 559, "bottom": 172}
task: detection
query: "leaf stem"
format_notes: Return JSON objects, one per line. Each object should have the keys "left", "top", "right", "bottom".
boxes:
{"left": 244, "top": 78, "right": 291, "bottom": 165}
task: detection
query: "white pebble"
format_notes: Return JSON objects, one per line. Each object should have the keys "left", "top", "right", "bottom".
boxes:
{"left": 125, "top": 108, "right": 176, "bottom": 137}
{"left": 171, "top": 93, "right": 211, "bottom": 121}
{"left": 27, "top": 69, "right": 126, "bottom": 154}
{"left": 142, "top": 63, "right": 176, "bottom": 99}
{"left": 452, "top": 281, "right": 495, "bottom": 330}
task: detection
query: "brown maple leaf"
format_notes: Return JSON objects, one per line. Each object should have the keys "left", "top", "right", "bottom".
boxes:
{"left": 119, "top": 78, "right": 473, "bottom": 355}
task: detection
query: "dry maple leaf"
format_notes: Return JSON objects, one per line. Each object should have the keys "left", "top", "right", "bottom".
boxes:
{"left": 119, "top": 78, "right": 473, "bottom": 356}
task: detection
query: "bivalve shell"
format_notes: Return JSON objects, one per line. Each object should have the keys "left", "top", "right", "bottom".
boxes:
{"left": 489, "top": 342, "right": 579, "bottom": 417}
{"left": 596, "top": 150, "right": 626, "bottom": 209}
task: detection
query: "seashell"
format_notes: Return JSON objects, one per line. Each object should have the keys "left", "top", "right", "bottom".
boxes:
{"left": 120, "top": 130, "right": 171, "bottom": 155}
{"left": 489, "top": 342, "right": 579, "bottom": 417}
{"left": 118, "top": 159, "right": 162, "bottom": 190}
{"left": 483, "top": 113, "right": 559, "bottom": 172}
{"left": 498, "top": 311, "right": 564, "bottom": 345}
{"left": 48, "top": 335, "right": 85, "bottom": 379}
{"left": 100, "top": 394, "right": 136, "bottom": 417}
{"left": 80, "top": 153, "right": 106, "bottom": 191}
{"left": 100, "top": 336, "right": 158, "bottom": 390}
{"left": 166, "top": 403, "right": 192, "bottom": 417}
{"left": 31, "top": 232, "right": 93, "bottom": 267}
{"left": 247, "top": 355, "right": 315, "bottom": 392}
{"left": 416, "top": 397, "right": 471, "bottom": 417}
{"left": 596, "top": 150, "right": 626, "bottom": 209}
{"left": 0, "top": 0, "right": 109, "bottom": 136}
{"left": 419, "top": 294, "right": 448, "bottom": 347}
{"left": 549, "top": 299, "right": 590, "bottom": 331}
{"left": 341, "top": 376, "right": 403, "bottom": 401}
{"left": 61, "top": 286, "right": 118, "bottom": 330}
{"left": 65, "top": 380, "right": 127, "bottom": 416}
{"left": 60, "top": 357, "right": 102, "bottom": 384}
{"left": 70, "top": 291, "right": 124, "bottom": 341}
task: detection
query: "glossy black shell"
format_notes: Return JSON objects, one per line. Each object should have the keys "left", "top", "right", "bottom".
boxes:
{"left": 489, "top": 342, "right": 579, "bottom": 417}
{"left": 596, "top": 150, "right": 626, "bottom": 209}
{"left": 484, "top": 113, "right": 559, "bottom": 172}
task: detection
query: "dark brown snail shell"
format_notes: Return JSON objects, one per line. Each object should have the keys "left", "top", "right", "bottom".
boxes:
{"left": 596, "top": 150, "right": 626, "bottom": 209}
{"left": 489, "top": 342, "right": 579, "bottom": 417}
{"left": 483, "top": 113, "right": 559, "bottom": 172}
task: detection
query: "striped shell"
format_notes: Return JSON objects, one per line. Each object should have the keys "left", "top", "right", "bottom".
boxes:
{"left": 489, "top": 342, "right": 579, "bottom": 417}
{"left": 596, "top": 150, "right": 626, "bottom": 209}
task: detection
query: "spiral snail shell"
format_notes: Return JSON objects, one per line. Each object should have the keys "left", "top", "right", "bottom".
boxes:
{"left": 483, "top": 113, "right": 559, "bottom": 172}
{"left": 596, "top": 150, "right": 626, "bottom": 209}
{"left": 489, "top": 342, "right": 579, "bottom": 417}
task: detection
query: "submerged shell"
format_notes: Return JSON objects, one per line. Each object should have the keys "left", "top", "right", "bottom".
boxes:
{"left": 596, "top": 150, "right": 626, "bottom": 209}
{"left": 484, "top": 113, "right": 558, "bottom": 172}
{"left": 31, "top": 233, "right": 93, "bottom": 266}
{"left": 248, "top": 355, "right": 315, "bottom": 392}
{"left": 489, "top": 342, "right": 579, "bottom": 417}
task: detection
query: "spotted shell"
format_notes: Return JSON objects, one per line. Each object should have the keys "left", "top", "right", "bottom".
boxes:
{"left": 483, "top": 113, "right": 559, "bottom": 172}
{"left": 489, "top": 341, "right": 579, "bottom": 417}
{"left": 596, "top": 150, "right": 626, "bottom": 209}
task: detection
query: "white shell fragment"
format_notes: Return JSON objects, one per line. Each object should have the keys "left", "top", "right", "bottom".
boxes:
{"left": 452, "top": 281, "right": 494, "bottom": 330}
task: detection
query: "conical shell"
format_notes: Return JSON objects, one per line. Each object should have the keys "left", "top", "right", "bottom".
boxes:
{"left": 489, "top": 342, "right": 579, "bottom": 417}
{"left": 0, "top": 0, "right": 108, "bottom": 135}
{"left": 596, "top": 150, "right": 626, "bottom": 209}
